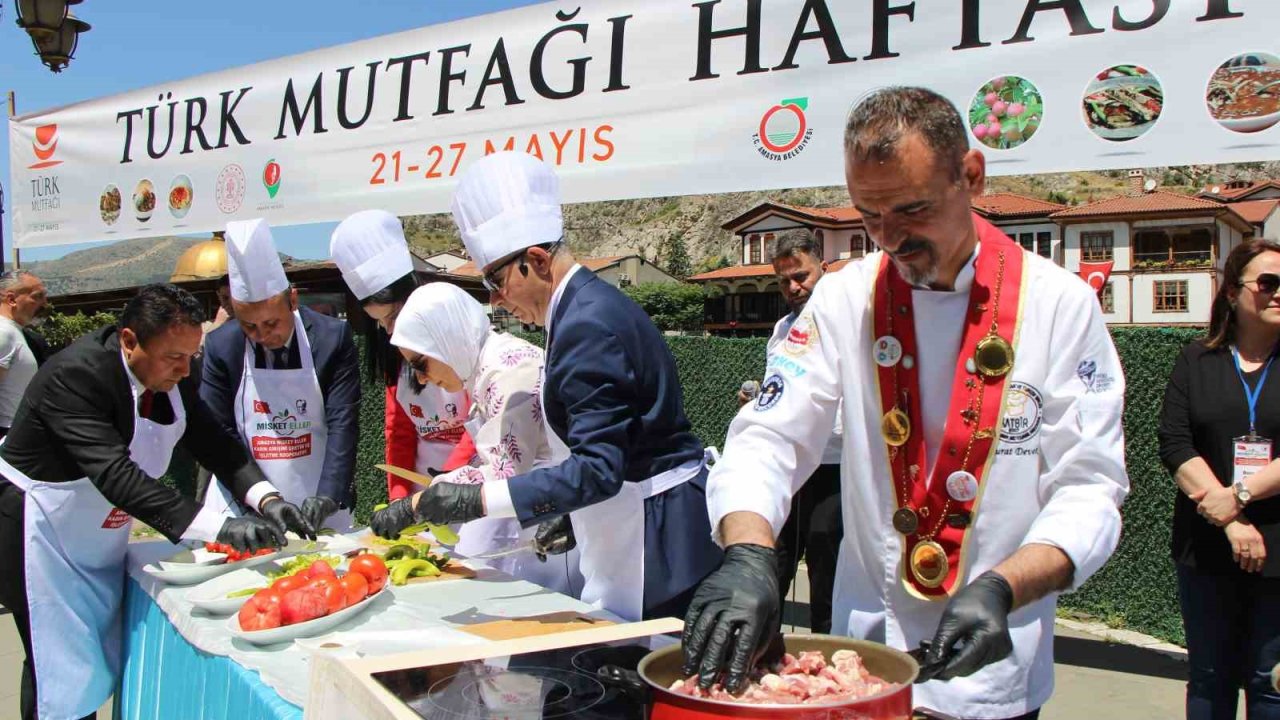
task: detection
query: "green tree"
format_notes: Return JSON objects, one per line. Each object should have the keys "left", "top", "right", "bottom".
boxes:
{"left": 694, "top": 254, "right": 732, "bottom": 274}
{"left": 41, "top": 310, "right": 118, "bottom": 351}
{"left": 622, "top": 283, "right": 709, "bottom": 332}
{"left": 662, "top": 233, "right": 692, "bottom": 279}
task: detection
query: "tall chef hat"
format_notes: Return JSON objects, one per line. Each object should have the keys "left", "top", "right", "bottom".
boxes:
{"left": 450, "top": 151, "right": 563, "bottom": 272}
{"left": 330, "top": 210, "right": 415, "bottom": 301}
{"left": 225, "top": 218, "right": 289, "bottom": 303}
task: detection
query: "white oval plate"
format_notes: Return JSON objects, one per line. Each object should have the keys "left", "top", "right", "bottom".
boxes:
{"left": 187, "top": 567, "right": 272, "bottom": 615}
{"left": 227, "top": 585, "right": 388, "bottom": 646}
{"left": 144, "top": 561, "right": 240, "bottom": 586}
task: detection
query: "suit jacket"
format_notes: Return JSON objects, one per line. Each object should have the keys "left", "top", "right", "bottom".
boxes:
{"left": 0, "top": 325, "right": 267, "bottom": 542}
{"left": 200, "top": 306, "right": 360, "bottom": 508}
{"left": 508, "top": 270, "right": 704, "bottom": 525}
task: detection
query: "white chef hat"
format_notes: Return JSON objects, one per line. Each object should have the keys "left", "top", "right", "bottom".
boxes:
{"left": 225, "top": 218, "right": 289, "bottom": 302}
{"left": 450, "top": 151, "right": 563, "bottom": 272}
{"left": 390, "top": 283, "right": 490, "bottom": 383}
{"left": 330, "top": 210, "right": 415, "bottom": 300}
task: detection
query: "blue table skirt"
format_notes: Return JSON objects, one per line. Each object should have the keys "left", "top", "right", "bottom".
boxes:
{"left": 115, "top": 576, "right": 302, "bottom": 720}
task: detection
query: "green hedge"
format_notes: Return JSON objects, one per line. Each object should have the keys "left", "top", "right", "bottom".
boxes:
{"left": 349, "top": 327, "right": 1198, "bottom": 645}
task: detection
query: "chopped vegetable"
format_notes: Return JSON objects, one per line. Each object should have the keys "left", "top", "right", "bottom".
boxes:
{"left": 267, "top": 554, "right": 342, "bottom": 581}
{"left": 226, "top": 586, "right": 265, "bottom": 599}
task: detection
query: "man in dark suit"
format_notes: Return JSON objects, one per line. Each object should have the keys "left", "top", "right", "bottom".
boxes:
{"left": 200, "top": 219, "right": 360, "bottom": 531}
{"left": 0, "top": 284, "right": 312, "bottom": 720}
{"left": 371, "top": 153, "right": 722, "bottom": 621}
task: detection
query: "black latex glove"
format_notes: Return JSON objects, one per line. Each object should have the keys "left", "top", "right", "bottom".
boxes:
{"left": 532, "top": 515, "right": 576, "bottom": 562}
{"left": 300, "top": 496, "right": 340, "bottom": 531}
{"left": 260, "top": 497, "right": 316, "bottom": 541}
{"left": 370, "top": 497, "right": 417, "bottom": 540}
{"left": 920, "top": 570, "right": 1015, "bottom": 682}
{"left": 414, "top": 482, "right": 485, "bottom": 526}
{"left": 216, "top": 515, "right": 286, "bottom": 553}
{"left": 681, "top": 543, "right": 781, "bottom": 693}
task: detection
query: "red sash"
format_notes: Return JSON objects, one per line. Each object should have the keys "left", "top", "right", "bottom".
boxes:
{"left": 872, "top": 217, "right": 1026, "bottom": 599}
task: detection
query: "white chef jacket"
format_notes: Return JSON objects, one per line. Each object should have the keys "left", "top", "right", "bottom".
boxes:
{"left": 768, "top": 312, "right": 843, "bottom": 466}
{"left": 708, "top": 243, "right": 1129, "bottom": 719}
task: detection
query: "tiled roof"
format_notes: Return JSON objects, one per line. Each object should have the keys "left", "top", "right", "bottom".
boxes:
{"left": 1200, "top": 180, "right": 1280, "bottom": 200}
{"left": 688, "top": 258, "right": 851, "bottom": 281}
{"left": 449, "top": 260, "right": 482, "bottom": 277}
{"left": 775, "top": 204, "right": 863, "bottom": 223}
{"left": 722, "top": 202, "right": 864, "bottom": 231}
{"left": 972, "top": 193, "right": 1066, "bottom": 219}
{"left": 1050, "top": 191, "right": 1230, "bottom": 219}
{"left": 1231, "top": 199, "right": 1280, "bottom": 224}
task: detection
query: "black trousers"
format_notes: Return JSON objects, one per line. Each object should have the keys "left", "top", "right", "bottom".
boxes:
{"left": 775, "top": 463, "right": 842, "bottom": 634}
{"left": 0, "top": 479, "right": 96, "bottom": 720}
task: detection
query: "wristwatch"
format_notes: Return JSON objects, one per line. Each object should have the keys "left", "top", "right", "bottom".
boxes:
{"left": 1234, "top": 480, "right": 1253, "bottom": 508}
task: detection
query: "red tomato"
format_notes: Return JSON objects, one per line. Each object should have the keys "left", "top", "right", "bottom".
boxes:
{"left": 338, "top": 572, "right": 368, "bottom": 606}
{"left": 204, "top": 542, "right": 218, "bottom": 553}
{"left": 307, "top": 576, "right": 348, "bottom": 614}
{"left": 238, "top": 589, "right": 283, "bottom": 631}
{"left": 271, "top": 574, "right": 308, "bottom": 596}
{"left": 347, "top": 554, "right": 388, "bottom": 594}
{"left": 280, "top": 587, "right": 328, "bottom": 625}
{"left": 255, "top": 548, "right": 274, "bottom": 557}
{"left": 306, "top": 560, "right": 337, "bottom": 580}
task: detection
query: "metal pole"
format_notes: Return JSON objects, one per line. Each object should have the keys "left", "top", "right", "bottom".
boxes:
{"left": 7, "top": 91, "right": 15, "bottom": 270}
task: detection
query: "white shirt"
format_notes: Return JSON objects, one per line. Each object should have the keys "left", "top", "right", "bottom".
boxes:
{"left": 767, "top": 312, "right": 843, "bottom": 465}
{"left": 706, "top": 245, "right": 1129, "bottom": 718}
{"left": 0, "top": 317, "right": 36, "bottom": 428}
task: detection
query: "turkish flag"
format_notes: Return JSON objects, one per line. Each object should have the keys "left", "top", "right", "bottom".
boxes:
{"left": 253, "top": 400, "right": 271, "bottom": 414}
{"left": 1079, "top": 261, "right": 1114, "bottom": 294}
{"left": 410, "top": 404, "right": 424, "bottom": 418}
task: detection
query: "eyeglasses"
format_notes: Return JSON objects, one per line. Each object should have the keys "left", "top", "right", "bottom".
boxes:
{"left": 481, "top": 240, "right": 564, "bottom": 293}
{"left": 1240, "top": 273, "right": 1280, "bottom": 295}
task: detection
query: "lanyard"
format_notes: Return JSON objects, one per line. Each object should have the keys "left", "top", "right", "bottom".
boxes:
{"left": 1232, "top": 346, "right": 1275, "bottom": 435}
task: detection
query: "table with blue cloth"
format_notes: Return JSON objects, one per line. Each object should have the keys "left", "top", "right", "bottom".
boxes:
{"left": 117, "top": 540, "right": 611, "bottom": 720}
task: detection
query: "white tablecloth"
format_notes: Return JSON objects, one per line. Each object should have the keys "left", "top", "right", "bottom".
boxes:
{"left": 126, "top": 538, "right": 611, "bottom": 708}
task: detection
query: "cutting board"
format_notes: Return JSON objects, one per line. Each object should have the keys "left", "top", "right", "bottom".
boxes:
{"left": 402, "top": 562, "right": 477, "bottom": 585}
{"left": 459, "top": 612, "right": 615, "bottom": 641}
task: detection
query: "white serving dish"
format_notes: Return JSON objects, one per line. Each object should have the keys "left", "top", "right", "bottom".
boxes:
{"left": 227, "top": 585, "right": 388, "bottom": 646}
{"left": 187, "top": 567, "right": 273, "bottom": 615}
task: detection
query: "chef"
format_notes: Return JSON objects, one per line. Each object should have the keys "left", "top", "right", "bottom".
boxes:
{"left": 329, "top": 210, "right": 475, "bottom": 502}
{"left": 370, "top": 151, "right": 723, "bottom": 622}
{"left": 682, "top": 87, "right": 1129, "bottom": 720}
{"left": 0, "top": 283, "right": 314, "bottom": 720}
{"left": 201, "top": 219, "right": 361, "bottom": 531}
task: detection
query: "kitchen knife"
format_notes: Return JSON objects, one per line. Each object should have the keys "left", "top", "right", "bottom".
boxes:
{"left": 376, "top": 463, "right": 434, "bottom": 487}
{"left": 468, "top": 542, "right": 536, "bottom": 560}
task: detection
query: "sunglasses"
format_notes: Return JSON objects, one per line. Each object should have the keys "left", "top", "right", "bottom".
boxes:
{"left": 1240, "top": 272, "right": 1280, "bottom": 295}
{"left": 407, "top": 355, "right": 430, "bottom": 376}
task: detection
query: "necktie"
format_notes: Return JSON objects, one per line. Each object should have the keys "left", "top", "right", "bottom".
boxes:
{"left": 272, "top": 347, "right": 289, "bottom": 369}
{"left": 139, "top": 389, "right": 154, "bottom": 419}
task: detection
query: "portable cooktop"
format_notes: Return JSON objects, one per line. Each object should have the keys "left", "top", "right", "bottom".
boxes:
{"left": 372, "top": 634, "right": 677, "bottom": 719}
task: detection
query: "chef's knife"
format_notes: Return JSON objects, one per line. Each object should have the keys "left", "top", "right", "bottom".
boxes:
{"left": 376, "top": 463, "right": 434, "bottom": 487}
{"left": 468, "top": 542, "right": 536, "bottom": 560}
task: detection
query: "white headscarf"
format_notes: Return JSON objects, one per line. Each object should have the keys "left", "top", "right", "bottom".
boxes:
{"left": 225, "top": 218, "right": 288, "bottom": 302}
{"left": 330, "top": 210, "right": 415, "bottom": 300}
{"left": 390, "top": 283, "right": 490, "bottom": 383}
{"left": 450, "top": 151, "right": 563, "bottom": 271}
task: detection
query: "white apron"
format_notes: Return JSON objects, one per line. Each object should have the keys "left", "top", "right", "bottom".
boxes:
{"left": 0, "top": 380, "right": 185, "bottom": 720}
{"left": 393, "top": 376, "right": 468, "bottom": 475}
{"left": 541, "top": 385, "right": 701, "bottom": 622}
{"left": 211, "top": 311, "right": 352, "bottom": 531}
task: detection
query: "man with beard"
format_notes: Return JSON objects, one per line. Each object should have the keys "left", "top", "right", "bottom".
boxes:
{"left": 683, "top": 87, "right": 1129, "bottom": 719}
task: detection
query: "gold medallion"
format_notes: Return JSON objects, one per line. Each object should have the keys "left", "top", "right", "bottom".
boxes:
{"left": 892, "top": 507, "right": 919, "bottom": 535}
{"left": 973, "top": 334, "right": 1015, "bottom": 378}
{"left": 910, "top": 540, "right": 949, "bottom": 588}
{"left": 882, "top": 408, "right": 911, "bottom": 447}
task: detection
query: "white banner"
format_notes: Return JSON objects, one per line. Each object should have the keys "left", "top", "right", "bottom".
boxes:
{"left": 10, "top": 0, "right": 1280, "bottom": 248}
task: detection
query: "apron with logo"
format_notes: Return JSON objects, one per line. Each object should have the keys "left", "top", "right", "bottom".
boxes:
{"left": 394, "top": 376, "right": 469, "bottom": 475}
{"left": 0, "top": 377, "right": 185, "bottom": 719}
{"left": 539, "top": 382, "right": 701, "bottom": 622}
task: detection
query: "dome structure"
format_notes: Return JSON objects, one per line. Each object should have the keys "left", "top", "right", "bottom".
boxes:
{"left": 170, "top": 234, "right": 227, "bottom": 282}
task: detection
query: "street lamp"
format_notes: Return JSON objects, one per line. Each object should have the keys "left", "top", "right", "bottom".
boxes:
{"left": 14, "top": 0, "right": 88, "bottom": 73}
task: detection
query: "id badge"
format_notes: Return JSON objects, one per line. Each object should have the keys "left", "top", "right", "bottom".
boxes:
{"left": 1233, "top": 434, "right": 1273, "bottom": 485}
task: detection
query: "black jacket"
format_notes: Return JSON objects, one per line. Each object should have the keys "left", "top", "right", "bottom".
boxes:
{"left": 0, "top": 325, "right": 267, "bottom": 542}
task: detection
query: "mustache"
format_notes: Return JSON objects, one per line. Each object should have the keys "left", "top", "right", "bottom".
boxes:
{"left": 891, "top": 238, "right": 934, "bottom": 258}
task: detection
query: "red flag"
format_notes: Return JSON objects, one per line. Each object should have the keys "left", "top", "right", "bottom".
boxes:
{"left": 1079, "top": 261, "right": 1114, "bottom": 294}
{"left": 253, "top": 400, "right": 271, "bottom": 414}
{"left": 410, "top": 404, "right": 424, "bottom": 418}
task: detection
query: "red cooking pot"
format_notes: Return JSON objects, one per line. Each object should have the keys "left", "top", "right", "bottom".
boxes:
{"left": 602, "top": 634, "right": 919, "bottom": 720}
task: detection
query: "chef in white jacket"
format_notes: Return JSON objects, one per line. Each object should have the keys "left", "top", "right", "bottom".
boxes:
{"left": 683, "top": 87, "right": 1129, "bottom": 720}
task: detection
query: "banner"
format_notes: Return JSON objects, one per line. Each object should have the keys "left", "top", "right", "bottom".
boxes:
{"left": 1079, "top": 260, "right": 1115, "bottom": 293}
{"left": 10, "top": 0, "right": 1280, "bottom": 248}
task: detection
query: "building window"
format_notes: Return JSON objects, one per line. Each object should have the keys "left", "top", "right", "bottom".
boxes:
{"left": 1018, "top": 233, "right": 1035, "bottom": 253}
{"left": 762, "top": 233, "right": 776, "bottom": 264}
{"left": 1081, "top": 231, "right": 1114, "bottom": 262}
{"left": 1036, "top": 232, "right": 1052, "bottom": 259}
{"left": 747, "top": 234, "right": 761, "bottom": 265}
{"left": 1100, "top": 282, "right": 1114, "bottom": 313}
{"left": 1134, "top": 226, "right": 1214, "bottom": 266}
{"left": 1153, "top": 280, "right": 1188, "bottom": 313}
{"left": 851, "top": 232, "right": 867, "bottom": 257}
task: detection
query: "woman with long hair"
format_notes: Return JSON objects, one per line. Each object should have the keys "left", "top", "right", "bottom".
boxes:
{"left": 1159, "top": 238, "right": 1280, "bottom": 719}
{"left": 330, "top": 211, "right": 474, "bottom": 502}
{"left": 371, "top": 282, "right": 581, "bottom": 594}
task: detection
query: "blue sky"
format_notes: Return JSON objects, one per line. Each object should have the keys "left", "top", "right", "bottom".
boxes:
{"left": 1, "top": 0, "right": 544, "bottom": 263}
